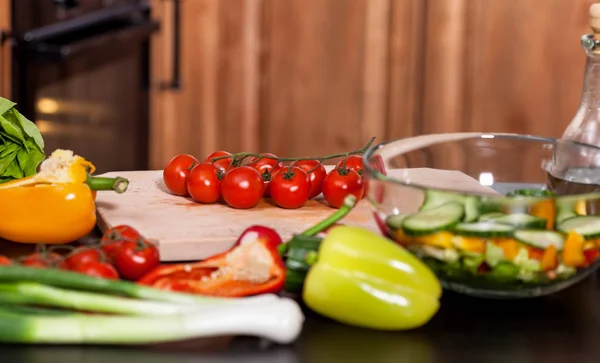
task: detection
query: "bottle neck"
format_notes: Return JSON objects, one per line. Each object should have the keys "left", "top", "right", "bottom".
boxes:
{"left": 579, "top": 51, "right": 600, "bottom": 110}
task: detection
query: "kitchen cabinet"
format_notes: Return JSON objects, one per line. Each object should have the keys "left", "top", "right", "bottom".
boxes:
{"left": 0, "top": 0, "right": 10, "bottom": 98}
{"left": 149, "top": 0, "right": 594, "bottom": 170}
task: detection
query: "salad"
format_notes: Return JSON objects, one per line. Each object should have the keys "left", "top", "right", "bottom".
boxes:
{"left": 385, "top": 188, "right": 600, "bottom": 288}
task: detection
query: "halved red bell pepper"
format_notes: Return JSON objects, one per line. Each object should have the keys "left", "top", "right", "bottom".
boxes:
{"left": 136, "top": 225, "right": 286, "bottom": 297}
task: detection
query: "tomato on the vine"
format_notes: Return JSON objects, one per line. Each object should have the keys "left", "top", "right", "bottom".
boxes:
{"left": 322, "top": 168, "right": 364, "bottom": 208}
{"left": 295, "top": 160, "right": 327, "bottom": 199}
{"left": 221, "top": 166, "right": 265, "bottom": 209}
{"left": 186, "top": 162, "right": 222, "bottom": 204}
{"left": 204, "top": 150, "right": 234, "bottom": 172}
{"left": 248, "top": 153, "right": 283, "bottom": 173}
{"left": 100, "top": 225, "right": 143, "bottom": 264}
{"left": 63, "top": 247, "right": 102, "bottom": 270}
{"left": 114, "top": 240, "right": 160, "bottom": 281}
{"left": 72, "top": 261, "right": 120, "bottom": 280}
{"left": 270, "top": 166, "right": 311, "bottom": 209}
{"left": 0, "top": 256, "right": 12, "bottom": 265}
{"left": 163, "top": 154, "right": 199, "bottom": 196}
{"left": 248, "top": 153, "right": 284, "bottom": 197}
{"left": 261, "top": 164, "right": 283, "bottom": 197}
{"left": 336, "top": 155, "right": 364, "bottom": 177}
{"left": 21, "top": 252, "right": 63, "bottom": 269}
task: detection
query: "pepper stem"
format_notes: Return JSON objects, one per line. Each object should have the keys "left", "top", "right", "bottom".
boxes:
{"left": 86, "top": 176, "right": 129, "bottom": 194}
{"left": 300, "top": 195, "right": 357, "bottom": 236}
{"left": 277, "top": 195, "right": 357, "bottom": 256}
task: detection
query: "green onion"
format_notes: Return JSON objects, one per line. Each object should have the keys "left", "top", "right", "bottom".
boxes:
{"left": 0, "top": 298, "right": 304, "bottom": 345}
{"left": 0, "top": 282, "right": 201, "bottom": 316}
{"left": 0, "top": 265, "right": 277, "bottom": 306}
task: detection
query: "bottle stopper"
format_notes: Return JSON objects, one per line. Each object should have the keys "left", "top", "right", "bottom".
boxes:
{"left": 590, "top": 3, "right": 600, "bottom": 39}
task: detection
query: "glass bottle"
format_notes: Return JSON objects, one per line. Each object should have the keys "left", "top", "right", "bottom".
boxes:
{"left": 547, "top": 3, "right": 600, "bottom": 194}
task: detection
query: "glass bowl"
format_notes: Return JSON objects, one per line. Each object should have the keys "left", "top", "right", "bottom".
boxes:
{"left": 362, "top": 132, "right": 600, "bottom": 299}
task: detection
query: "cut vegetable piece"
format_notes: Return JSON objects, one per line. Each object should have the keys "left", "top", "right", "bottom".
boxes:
{"left": 555, "top": 197, "right": 580, "bottom": 224}
{"left": 514, "top": 230, "right": 565, "bottom": 251}
{"left": 557, "top": 216, "right": 600, "bottom": 239}
{"left": 463, "top": 196, "right": 481, "bottom": 222}
{"left": 452, "top": 222, "right": 515, "bottom": 238}
{"left": 478, "top": 212, "right": 507, "bottom": 221}
{"left": 402, "top": 202, "right": 464, "bottom": 236}
{"left": 419, "top": 190, "right": 479, "bottom": 222}
{"left": 385, "top": 214, "right": 407, "bottom": 231}
{"left": 419, "top": 190, "right": 465, "bottom": 211}
{"left": 485, "top": 213, "right": 547, "bottom": 229}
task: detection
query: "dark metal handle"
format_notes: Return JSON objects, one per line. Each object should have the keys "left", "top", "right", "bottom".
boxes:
{"left": 161, "top": 0, "right": 181, "bottom": 90}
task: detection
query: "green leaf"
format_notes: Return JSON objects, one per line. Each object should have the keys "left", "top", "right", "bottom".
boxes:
{"left": 0, "top": 113, "right": 25, "bottom": 143}
{"left": 10, "top": 108, "right": 44, "bottom": 151}
{"left": 21, "top": 139, "right": 45, "bottom": 176}
{"left": 3, "top": 162, "right": 24, "bottom": 179}
{"left": 0, "top": 97, "right": 46, "bottom": 183}
{"left": 0, "top": 151, "right": 18, "bottom": 177}
{"left": 0, "top": 98, "right": 16, "bottom": 116}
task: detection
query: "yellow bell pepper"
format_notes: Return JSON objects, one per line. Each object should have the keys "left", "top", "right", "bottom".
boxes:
{"left": 0, "top": 149, "right": 129, "bottom": 244}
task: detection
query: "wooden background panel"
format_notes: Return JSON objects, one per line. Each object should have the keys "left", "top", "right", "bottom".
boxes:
{"left": 465, "top": 0, "right": 596, "bottom": 137}
{"left": 0, "top": 0, "right": 10, "bottom": 99}
{"left": 260, "top": 0, "right": 369, "bottom": 157}
{"left": 457, "top": 0, "right": 596, "bottom": 181}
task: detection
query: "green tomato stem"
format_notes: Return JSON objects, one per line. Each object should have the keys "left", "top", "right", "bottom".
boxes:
{"left": 210, "top": 137, "right": 376, "bottom": 165}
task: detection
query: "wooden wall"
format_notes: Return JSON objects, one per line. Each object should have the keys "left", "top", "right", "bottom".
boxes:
{"left": 149, "top": 0, "right": 596, "bottom": 169}
{"left": 0, "top": 0, "right": 10, "bottom": 99}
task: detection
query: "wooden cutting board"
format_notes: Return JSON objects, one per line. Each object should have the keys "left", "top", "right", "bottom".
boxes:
{"left": 95, "top": 167, "right": 496, "bottom": 262}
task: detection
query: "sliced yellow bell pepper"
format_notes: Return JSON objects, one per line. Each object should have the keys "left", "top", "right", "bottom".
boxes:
{"left": 529, "top": 199, "right": 556, "bottom": 230}
{"left": 563, "top": 230, "right": 586, "bottom": 267}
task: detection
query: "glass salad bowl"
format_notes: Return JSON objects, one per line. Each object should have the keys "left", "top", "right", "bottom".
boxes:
{"left": 362, "top": 133, "right": 600, "bottom": 299}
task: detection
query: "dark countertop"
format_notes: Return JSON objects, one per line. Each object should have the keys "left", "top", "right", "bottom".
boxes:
{"left": 2, "top": 240, "right": 600, "bottom": 363}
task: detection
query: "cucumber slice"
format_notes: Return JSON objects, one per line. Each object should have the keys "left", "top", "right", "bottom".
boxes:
{"left": 478, "top": 212, "right": 507, "bottom": 221}
{"left": 452, "top": 222, "right": 515, "bottom": 238}
{"left": 486, "top": 213, "right": 547, "bottom": 229}
{"left": 402, "top": 202, "right": 464, "bottom": 236}
{"left": 557, "top": 215, "right": 600, "bottom": 239}
{"left": 463, "top": 196, "right": 481, "bottom": 222}
{"left": 514, "top": 230, "right": 565, "bottom": 251}
{"left": 420, "top": 190, "right": 480, "bottom": 222}
{"left": 555, "top": 197, "right": 579, "bottom": 224}
{"left": 385, "top": 214, "right": 407, "bottom": 231}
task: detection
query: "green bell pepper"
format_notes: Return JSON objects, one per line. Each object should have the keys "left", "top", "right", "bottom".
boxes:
{"left": 279, "top": 195, "right": 443, "bottom": 331}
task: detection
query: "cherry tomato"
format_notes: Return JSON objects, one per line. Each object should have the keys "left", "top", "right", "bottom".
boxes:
{"left": 63, "top": 247, "right": 103, "bottom": 269}
{"left": 0, "top": 256, "right": 12, "bottom": 265}
{"left": 72, "top": 261, "right": 120, "bottom": 280}
{"left": 163, "top": 154, "right": 199, "bottom": 196}
{"left": 255, "top": 163, "right": 282, "bottom": 198}
{"left": 114, "top": 240, "right": 160, "bottom": 281}
{"left": 336, "top": 155, "right": 364, "bottom": 177}
{"left": 221, "top": 166, "right": 265, "bottom": 209}
{"left": 249, "top": 153, "right": 284, "bottom": 197}
{"left": 248, "top": 153, "right": 283, "bottom": 173}
{"left": 21, "top": 252, "right": 63, "bottom": 269}
{"left": 101, "top": 225, "right": 144, "bottom": 263}
{"left": 186, "top": 162, "right": 221, "bottom": 204}
{"left": 204, "top": 150, "right": 233, "bottom": 172}
{"left": 270, "top": 166, "right": 311, "bottom": 209}
{"left": 295, "top": 160, "right": 327, "bottom": 199}
{"left": 322, "top": 168, "right": 364, "bottom": 208}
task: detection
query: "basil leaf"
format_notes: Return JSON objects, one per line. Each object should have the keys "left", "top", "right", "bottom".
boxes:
{"left": 0, "top": 97, "right": 46, "bottom": 182}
